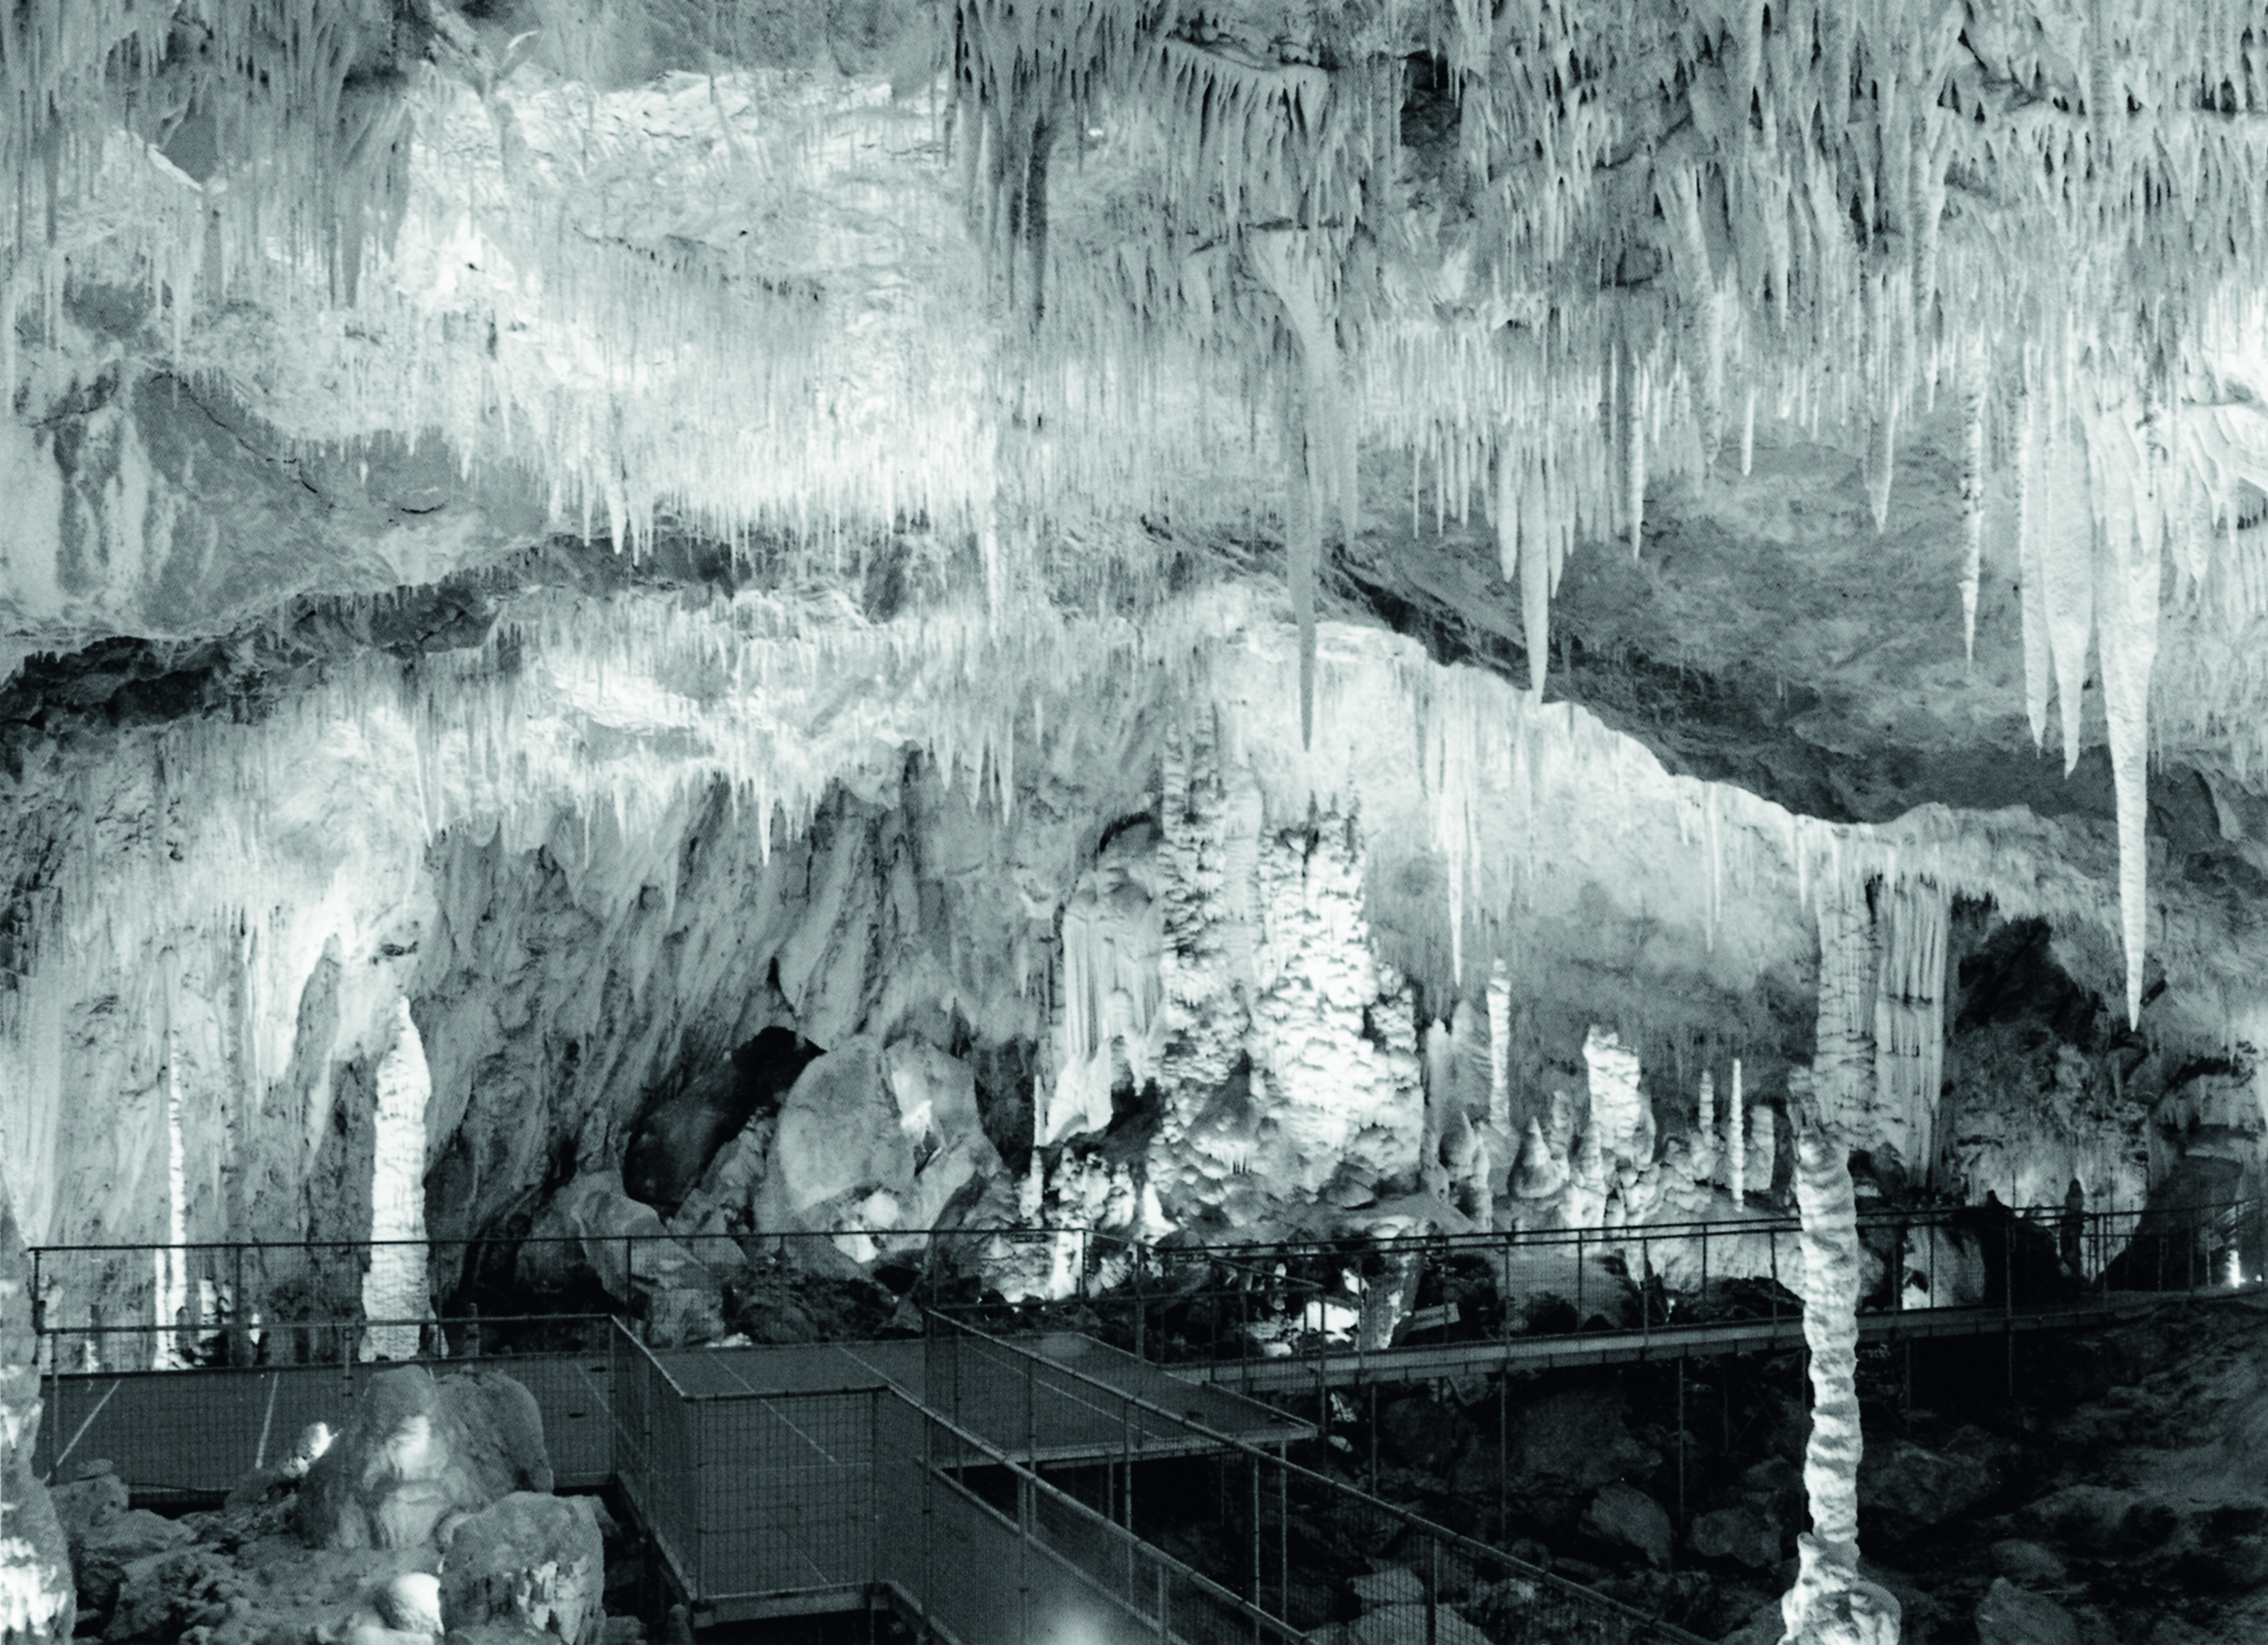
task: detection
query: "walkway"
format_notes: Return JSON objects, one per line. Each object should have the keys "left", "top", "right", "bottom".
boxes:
{"left": 1186, "top": 1287, "right": 2268, "bottom": 1393}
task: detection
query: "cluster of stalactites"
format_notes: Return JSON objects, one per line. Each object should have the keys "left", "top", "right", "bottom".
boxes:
{"left": 1872, "top": 874, "right": 1949, "bottom": 1186}
{"left": 1, "top": 0, "right": 415, "bottom": 388}
{"left": 2009, "top": 370, "right": 2170, "bottom": 1027}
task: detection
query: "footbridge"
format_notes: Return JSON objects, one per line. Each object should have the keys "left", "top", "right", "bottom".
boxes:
{"left": 28, "top": 1310, "right": 1703, "bottom": 1643}
{"left": 25, "top": 1195, "right": 2259, "bottom": 1640}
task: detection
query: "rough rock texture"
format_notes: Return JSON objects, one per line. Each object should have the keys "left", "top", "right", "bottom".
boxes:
{"left": 294, "top": 1369, "right": 552, "bottom": 1551}
{"left": 437, "top": 1494, "right": 602, "bottom": 1645}
{"left": 1780, "top": 1072, "right": 1900, "bottom": 1645}
{"left": 70, "top": 1511, "right": 188, "bottom": 1619}
{"left": 1974, "top": 1577, "right": 2082, "bottom": 1645}
{"left": 0, "top": 1185, "right": 72, "bottom": 1645}
{"left": 762, "top": 1038, "right": 912, "bottom": 1220}
{"left": 1691, "top": 1506, "right": 1782, "bottom": 1572}
{"left": 1580, "top": 1483, "right": 1672, "bottom": 1571}
{"left": 1857, "top": 1439, "right": 1995, "bottom": 1536}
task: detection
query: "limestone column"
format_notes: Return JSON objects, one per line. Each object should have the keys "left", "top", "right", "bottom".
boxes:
{"left": 1781, "top": 880, "right": 1900, "bottom": 1645}
{"left": 362, "top": 1001, "right": 432, "bottom": 1362}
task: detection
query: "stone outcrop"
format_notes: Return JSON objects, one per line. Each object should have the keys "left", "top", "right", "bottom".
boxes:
{"left": 438, "top": 1494, "right": 604, "bottom": 1645}
{"left": 0, "top": 1186, "right": 72, "bottom": 1645}
{"left": 294, "top": 1369, "right": 552, "bottom": 1551}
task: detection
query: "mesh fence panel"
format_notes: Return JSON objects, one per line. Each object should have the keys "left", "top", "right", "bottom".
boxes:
{"left": 873, "top": 1399, "right": 1304, "bottom": 1645}
{"left": 36, "top": 1326, "right": 615, "bottom": 1503}
{"left": 692, "top": 1388, "right": 875, "bottom": 1605}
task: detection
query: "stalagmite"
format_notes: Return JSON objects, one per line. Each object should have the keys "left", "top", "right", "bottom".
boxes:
{"left": 1694, "top": 1070, "right": 1720, "bottom": 1183}
{"left": 1750, "top": 1104, "right": 1776, "bottom": 1198}
{"left": 1726, "top": 1060, "right": 1747, "bottom": 1202}
{"left": 1779, "top": 1082, "right": 1902, "bottom": 1645}
{"left": 363, "top": 1001, "right": 431, "bottom": 1361}
{"left": 1486, "top": 960, "right": 1512, "bottom": 1136}
{"left": 1582, "top": 1026, "right": 1649, "bottom": 1169}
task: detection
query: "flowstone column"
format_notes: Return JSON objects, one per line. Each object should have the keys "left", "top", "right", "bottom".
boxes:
{"left": 1782, "top": 880, "right": 1900, "bottom": 1645}
{"left": 362, "top": 1001, "right": 432, "bottom": 1361}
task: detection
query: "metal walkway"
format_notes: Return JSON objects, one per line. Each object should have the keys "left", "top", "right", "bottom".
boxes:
{"left": 34, "top": 1345, "right": 617, "bottom": 1504}
{"left": 653, "top": 1333, "right": 1309, "bottom": 1462}
{"left": 613, "top": 1317, "right": 1704, "bottom": 1644}
{"left": 1183, "top": 1286, "right": 2267, "bottom": 1393}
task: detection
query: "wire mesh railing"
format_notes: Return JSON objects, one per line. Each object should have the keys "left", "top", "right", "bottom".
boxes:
{"left": 874, "top": 1390, "right": 1309, "bottom": 1645}
{"left": 919, "top": 1314, "right": 1713, "bottom": 1644}
{"left": 24, "top": 1225, "right": 1139, "bottom": 1368}
{"left": 608, "top": 1320, "right": 878, "bottom": 1614}
{"left": 31, "top": 1197, "right": 2263, "bottom": 1393}
{"left": 957, "top": 1196, "right": 2268, "bottom": 1375}
{"left": 31, "top": 1314, "right": 616, "bottom": 1502}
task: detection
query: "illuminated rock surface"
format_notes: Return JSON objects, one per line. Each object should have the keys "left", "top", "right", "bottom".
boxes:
{"left": 14, "top": 1, "right": 2268, "bottom": 1638}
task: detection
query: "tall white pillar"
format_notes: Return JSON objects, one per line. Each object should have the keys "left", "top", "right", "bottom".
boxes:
{"left": 362, "top": 1001, "right": 430, "bottom": 1362}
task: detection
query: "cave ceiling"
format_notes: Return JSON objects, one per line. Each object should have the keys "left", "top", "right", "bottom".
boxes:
{"left": 9, "top": 0, "right": 2268, "bottom": 1122}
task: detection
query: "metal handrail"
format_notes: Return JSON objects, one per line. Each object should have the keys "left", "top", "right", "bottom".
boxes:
{"left": 890, "top": 1377, "right": 1309, "bottom": 1641}
{"left": 929, "top": 1311, "right": 1712, "bottom": 1644}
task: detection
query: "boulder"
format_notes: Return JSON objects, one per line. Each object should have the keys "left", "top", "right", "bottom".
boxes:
{"left": 50, "top": 1462, "right": 128, "bottom": 1554}
{"left": 1348, "top": 1604, "right": 1491, "bottom": 1645}
{"left": 1856, "top": 1438, "right": 1993, "bottom": 1530}
{"left": 1509, "top": 1387, "right": 1659, "bottom": 1489}
{"left": 294, "top": 1368, "right": 552, "bottom": 1550}
{"left": 1990, "top": 1540, "right": 2069, "bottom": 1587}
{"left": 1348, "top": 1567, "right": 1426, "bottom": 1606}
{"left": 523, "top": 1172, "right": 726, "bottom": 1343}
{"left": 1581, "top": 1482, "right": 1673, "bottom": 1570}
{"left": 1690, "top": 1503, "right": 1781, "bottom": 1570}
{"left": 100, "top": 1545, "right": 238, "bottom": 1644}
{"left": 1975, "top": 1577, "right": 2081, "bottom": 1645}
{"left": 1378, "top": 1397, "right": 1468, "bottom": 1474}
{"left": 763, "top": 1038, "right": 912, "bottom": 1217}
{"left": 378, "top": 1570, "right": 443, "bottom": 1634}
{"left": 73, "top": 1507, "right": 190, "bottom": 1616}
{"left": 439, "top": 1493, "right": 605, "bottom": 1645}
{"left": 2015, "top": 1485, "right": 2168, "bottom": 1558}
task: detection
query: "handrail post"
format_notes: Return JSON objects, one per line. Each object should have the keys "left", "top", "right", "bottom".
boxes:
{"left": 1249, "top": 1447, "right": 1261, "bottom": 1627}
{"left": 1641, "top": 1233, "right": 1651, "bottom": 1346}
{"left": 1426, "top": 1535, "right": 1439, "bottom": 1645}
{"left": 1018, "top": 1471, "right": 1033, "bottom": 1645}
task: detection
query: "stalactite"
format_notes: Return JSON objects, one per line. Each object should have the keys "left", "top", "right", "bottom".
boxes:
{"left": 2040, "top": 420, "right": 2097, "bottom": 774}
{"left": 2092, "top": 410, "right": 2163, "bottom": 1028}
{"left": 1872, "top": 875, "right": 1950, "bottom": 1183}
{"left": 1282, "top": 401, "right": 1320, "bottom": 750}
{"left": 2016, "top": 387, "right": 2054, "bottom": 751}
{"left": 1960, "top": 366, "right": 1986, "bottom": 664}
{"left": 1811, "top": 875, "right": 1874, "bottom": 1143}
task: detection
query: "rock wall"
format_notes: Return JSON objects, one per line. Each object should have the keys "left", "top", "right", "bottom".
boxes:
{"left": 1, "top": 581, "right": 2243, "bottom": 1343}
